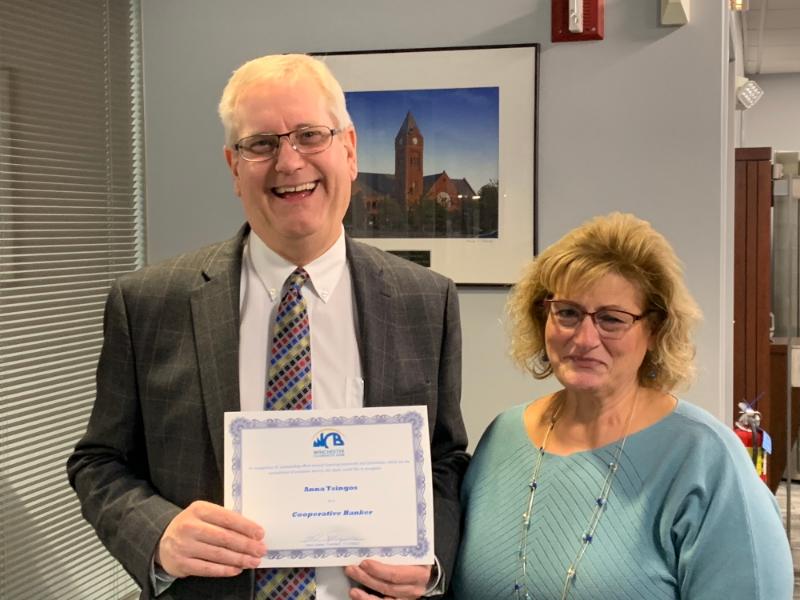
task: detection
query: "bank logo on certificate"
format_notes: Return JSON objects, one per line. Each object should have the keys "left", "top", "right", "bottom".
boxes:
{"left": 312, "top": 429, "right": 345, "bottom": 456}
{"left": 224, "top": 406, "right": 435, "bottom": 567}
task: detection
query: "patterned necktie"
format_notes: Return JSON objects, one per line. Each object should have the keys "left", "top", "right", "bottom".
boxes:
{"left": 265, "top": 268, "right": 312, "bottom": 411}
{"left": 255, "top": 268, "right": 315, "bottom": 600}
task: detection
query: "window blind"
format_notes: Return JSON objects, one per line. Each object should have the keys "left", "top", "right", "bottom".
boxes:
{"left": 1, "top": 1, "right": 145, "bottom": 598}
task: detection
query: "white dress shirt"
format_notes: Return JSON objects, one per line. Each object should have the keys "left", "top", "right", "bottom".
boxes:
{"left": 239, "top": 227, "right": 362, "bottom": 599}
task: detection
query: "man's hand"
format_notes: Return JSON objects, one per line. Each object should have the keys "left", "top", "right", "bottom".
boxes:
{"left": 155, "top": 500, "right": 266, "bottom": 578}
{"left": 346, "top": 561, "right": 432, "bottom": 599}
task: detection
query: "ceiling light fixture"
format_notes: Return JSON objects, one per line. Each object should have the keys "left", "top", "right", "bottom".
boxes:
{"left": 735, "top": 76, "right": 764, "bottom": 110}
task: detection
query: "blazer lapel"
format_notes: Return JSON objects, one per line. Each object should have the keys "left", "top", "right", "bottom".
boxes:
{"left": 346, "top": 237, "right": 393, "bottom": 408}
{"left": 190, "top": 227, "right": 247, "bottom": 476}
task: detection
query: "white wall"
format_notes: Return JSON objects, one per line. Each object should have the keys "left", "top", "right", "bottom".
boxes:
{"left": 742, "top": 73, "right": 800, "bottom": 153}
{"left": 141, "top": 0, "right": 732, "bottom": 449}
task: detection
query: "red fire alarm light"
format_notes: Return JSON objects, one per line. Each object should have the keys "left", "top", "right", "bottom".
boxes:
{"left": 552, "top": 0, "right": 604, "bottom": 42}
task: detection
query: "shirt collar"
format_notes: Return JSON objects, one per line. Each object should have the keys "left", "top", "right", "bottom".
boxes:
{"left": 247, "top": 228, "right": 347, "bottom": 304}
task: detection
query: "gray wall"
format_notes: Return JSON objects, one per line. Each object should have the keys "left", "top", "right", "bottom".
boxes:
{"left": 141, "top": 0, "right": 732, "bottom": 449}
{"left": 743, "top": 73, "right": 800, "bottom": 153}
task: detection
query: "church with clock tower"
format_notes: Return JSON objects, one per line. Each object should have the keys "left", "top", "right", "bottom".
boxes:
{"left": 349, "top": 110, "right": 481, "bottom": 237}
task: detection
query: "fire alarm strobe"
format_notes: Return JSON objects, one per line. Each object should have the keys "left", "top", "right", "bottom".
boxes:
{"left": 552, "top": 0, "right": 604, "bottom": 42}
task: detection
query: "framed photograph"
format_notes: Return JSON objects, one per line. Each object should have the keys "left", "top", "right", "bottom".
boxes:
{"left": 318, "top": 44, "right": 539, "bottom": 286}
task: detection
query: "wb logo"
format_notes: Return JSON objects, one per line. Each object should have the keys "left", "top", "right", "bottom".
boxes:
{"left": 312, "top": 430, "right": 345, "bottom": 449}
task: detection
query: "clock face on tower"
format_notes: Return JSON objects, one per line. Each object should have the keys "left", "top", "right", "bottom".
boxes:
{"left": 412, "top": 137, "right": 418, "bottom": 145}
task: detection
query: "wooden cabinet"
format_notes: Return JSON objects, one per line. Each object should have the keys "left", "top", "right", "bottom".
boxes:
{"left": 733, "top": 147, "right": 777, "bottom": 488}
{"left": 733, "top": 147, "right": 800, "bottom": 492}
{"left": 733, "top": 147, "right": 772, "bottom": 423}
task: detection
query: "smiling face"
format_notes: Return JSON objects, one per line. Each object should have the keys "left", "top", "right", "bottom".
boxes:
{"left": 224, "top": 78, "right": 357, "bottom": 265}
{"left": 545, "top": 272, "right": 654, "bottom": 398}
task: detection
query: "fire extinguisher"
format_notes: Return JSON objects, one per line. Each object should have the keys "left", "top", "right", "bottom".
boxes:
{"left": 734, "top": 399, "right": 772, "bottom": 483}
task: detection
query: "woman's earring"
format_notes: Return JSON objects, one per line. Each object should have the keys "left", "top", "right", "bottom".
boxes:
{"left": 644, "top": 351, "right": 658, "bottom": 379}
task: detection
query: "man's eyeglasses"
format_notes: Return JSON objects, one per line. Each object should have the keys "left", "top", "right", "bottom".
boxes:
{"left": 543, "top": 299, "right": 650, "bottom": 339}
{"left": 234, "top": 126, "right": 340, "bottom": 162}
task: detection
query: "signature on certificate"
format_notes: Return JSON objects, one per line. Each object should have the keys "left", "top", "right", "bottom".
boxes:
{"left": 302, "top": 532, "right": 365, "bottom": 547}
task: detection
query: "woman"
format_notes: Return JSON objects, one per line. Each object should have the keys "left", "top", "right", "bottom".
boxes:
{"left": 450, "top": 213, "right": 793, "bottom": 599}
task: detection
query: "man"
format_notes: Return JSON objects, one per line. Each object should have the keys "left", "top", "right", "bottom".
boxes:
{"left": 67, "top": 54, "right": 469, "bottom": 600}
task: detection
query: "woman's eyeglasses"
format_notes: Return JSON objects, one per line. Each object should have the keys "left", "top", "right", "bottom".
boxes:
{"left": 543, "top": 299, "right": 649, "bottom": 339}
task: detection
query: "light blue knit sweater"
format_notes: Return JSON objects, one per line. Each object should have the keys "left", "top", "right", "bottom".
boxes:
{"left": 450, "top": 400, "right": 793, "bottom": 599}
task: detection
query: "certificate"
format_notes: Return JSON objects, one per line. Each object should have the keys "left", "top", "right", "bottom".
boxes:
{"left": 224, "top": 406, "right": 434, "bottom": 567}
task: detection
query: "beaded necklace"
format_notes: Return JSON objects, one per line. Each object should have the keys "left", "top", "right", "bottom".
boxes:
{"left": 514, "top": 392, "right": 638, "bottom": 600}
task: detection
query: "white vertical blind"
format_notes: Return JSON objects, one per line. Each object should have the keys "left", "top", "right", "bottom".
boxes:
{"left": 0, "top": 1, "right": 145, "bottom": 598}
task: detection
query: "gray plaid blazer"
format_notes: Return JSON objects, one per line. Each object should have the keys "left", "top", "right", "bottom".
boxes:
{"left": 67, "top": 225, "right": 469, "bottom": 599}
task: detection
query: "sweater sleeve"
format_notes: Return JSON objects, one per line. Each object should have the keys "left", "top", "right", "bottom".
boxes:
{"left": 664, "top": 422, "right": 793, "bottom": 600}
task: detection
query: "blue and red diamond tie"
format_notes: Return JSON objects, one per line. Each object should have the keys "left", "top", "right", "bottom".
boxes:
{"left": 265, "top": 268, "right": 312, "bottom": 411}
{"left": 255, "top": 267, "right": 315, "bottom": 600}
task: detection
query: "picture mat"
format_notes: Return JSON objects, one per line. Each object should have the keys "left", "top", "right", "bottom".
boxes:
{"left": 322, "top": 46, "right": 536, "bottom": 285}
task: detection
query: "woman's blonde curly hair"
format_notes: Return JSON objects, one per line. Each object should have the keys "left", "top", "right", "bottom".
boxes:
{"left": 507, "top": 212, "right": 701, "bottom": 392}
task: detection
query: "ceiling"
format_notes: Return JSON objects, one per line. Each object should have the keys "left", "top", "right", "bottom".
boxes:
{"left": 741, "top": 0, "right": 800, "bottom": 75}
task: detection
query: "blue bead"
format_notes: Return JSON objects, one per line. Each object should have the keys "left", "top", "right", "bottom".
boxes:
{"left": 583, "top": 533, "right": 593, "bottom": 542}
{"left": 529, "top": 481, "right": 537, "bottom": 490}
{"left": 596, "top": 497, "right": 606, "bottom": 506}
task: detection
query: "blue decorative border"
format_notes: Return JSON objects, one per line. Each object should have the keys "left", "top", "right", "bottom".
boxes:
{"left": 229, "top": 411, "right": 430, "bottom": 560}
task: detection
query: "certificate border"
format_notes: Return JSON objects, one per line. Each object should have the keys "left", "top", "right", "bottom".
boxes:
{"left": 229, "top": 410, "right": 430, "bottom": 560}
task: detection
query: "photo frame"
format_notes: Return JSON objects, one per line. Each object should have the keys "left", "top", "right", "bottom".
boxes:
{"left": 317, "top": 44, "right": 539, "bottom": 286}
